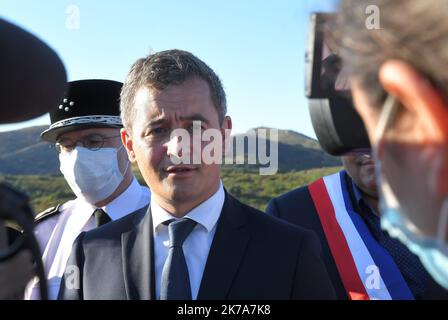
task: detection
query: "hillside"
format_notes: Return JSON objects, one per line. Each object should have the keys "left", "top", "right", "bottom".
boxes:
{"left": 225, "top": 127, "right": 340, "bottom": 173}
{"left": 0, "top": 126, "right": 59, "bottom": 175}
{"left": 0, "top": 126, "right": 340, "bottom": 175}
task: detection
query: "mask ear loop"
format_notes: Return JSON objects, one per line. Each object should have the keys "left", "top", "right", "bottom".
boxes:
{"left": 374, "top": 94, "right": 400, "bottom": 142}
{"left": 374, "top": 94, "right": 402, "bottom": 212}
{"left": 437, "top": 198, "right": 448, "bottom": 249}
{"left": 117, "top": 144, "right": 131, "bottom": 177}
{"left": 373, "top": 94, "right": 400, "bottom": 184}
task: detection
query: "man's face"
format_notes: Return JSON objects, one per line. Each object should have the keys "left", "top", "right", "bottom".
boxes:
{"left": 351, "top": 79, "right": 441, "bottom": 235}
{"left": 342, "top": 152, "right": 377, "bottom": 198}
{"left": 56, "top": 127, "right": 128, "bottom": 173}
{"left": 122, "top": 77, "right": 230, "bottom": 209}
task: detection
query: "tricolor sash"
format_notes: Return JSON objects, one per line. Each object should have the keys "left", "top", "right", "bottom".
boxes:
{"left": 308, "top": 170, "right": 414, "bottom": 300}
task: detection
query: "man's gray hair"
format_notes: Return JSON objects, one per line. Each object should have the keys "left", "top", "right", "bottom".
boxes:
{"left": 120, "top": 49, "right": 227, "bottom": 131}
{"left": 334, "top": 0, "right": 448, "bottom": 108}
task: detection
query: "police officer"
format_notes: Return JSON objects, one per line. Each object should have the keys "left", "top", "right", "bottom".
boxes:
{"left": 25, "top": 79, "right": 151, "bottom": 299}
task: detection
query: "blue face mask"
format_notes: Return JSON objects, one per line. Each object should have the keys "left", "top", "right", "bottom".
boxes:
{"left": 380, "top": 201, "right": 448, "bottom": 289}
{"left": 374, "top": 95, "right": 448, "bottom": 290}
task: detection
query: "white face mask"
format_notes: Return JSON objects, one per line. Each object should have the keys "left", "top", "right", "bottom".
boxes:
{"left": 374, "top": 95, "right": 448, "bottom": 289}
{"left": 59, "top": 146, "right": 130, "bottom": 204}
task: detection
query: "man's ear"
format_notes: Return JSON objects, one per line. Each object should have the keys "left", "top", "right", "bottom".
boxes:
{"left": 379, "top": 60, "right": 448, "bottom": 143}
{"left": 121, "top": 128, "right": 136, "bottom": 163}
{"left": 221, "top": 116, "right": 232, "bottom": 154}
{"left": 379, "top": 60, "right": 448, "bottom": 195}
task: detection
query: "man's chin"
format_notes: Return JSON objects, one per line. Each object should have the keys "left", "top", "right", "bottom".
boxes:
{"left": 161, "top": 180, "right": 197, "bottom": 201}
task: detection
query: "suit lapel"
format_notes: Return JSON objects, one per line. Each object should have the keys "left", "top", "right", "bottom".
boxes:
{"left": 121, "top": 205, "right": 155, "bottom": 300}
{"left": 197, "top": 192, "right": 250, "bottom": 299}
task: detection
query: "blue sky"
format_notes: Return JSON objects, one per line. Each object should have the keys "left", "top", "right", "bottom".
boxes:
{"left": 0, "top": 0, "right": 337, "bottom": 137}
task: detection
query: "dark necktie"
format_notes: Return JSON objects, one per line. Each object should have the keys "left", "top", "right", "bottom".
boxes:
{"left": 160, "top": 218, "right": 197, "bottom": 300}
{"left": 359, "top": 203, "right": 431, "bottom": 298}
{"left": 93, "top": 208, "right": 111, "bottom": 227}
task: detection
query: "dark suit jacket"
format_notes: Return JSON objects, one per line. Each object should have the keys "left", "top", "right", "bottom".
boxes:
{"left": 58, "top": 192, "right": 336, "bottom": 300}
{"left": 266, "top": 176, "right": 448, "bottom": 300}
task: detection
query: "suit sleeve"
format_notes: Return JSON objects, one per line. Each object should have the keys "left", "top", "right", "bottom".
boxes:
{"left": 265, "top": 198, "right": 281, "bottom": 218}
{"left": 57, "top": 232, "right": 86, "bottom": 300}
{"left": 292, "top": 230, "right": 336, "bottom": 299}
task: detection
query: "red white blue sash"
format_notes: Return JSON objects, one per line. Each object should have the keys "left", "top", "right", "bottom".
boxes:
{"left": 308, "top": 170, "right": 414, "bottom": 300}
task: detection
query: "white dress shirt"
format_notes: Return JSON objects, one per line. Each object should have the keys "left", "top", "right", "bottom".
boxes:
{"left": 152, "top": 181, "right": 224, "bottom": 300}
{"left": 25, "top": 177, "right": 151, "bottom": 300}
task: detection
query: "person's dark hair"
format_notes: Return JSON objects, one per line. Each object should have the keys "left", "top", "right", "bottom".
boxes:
{"left": 120, "top": 49, "right": 227, "bottom": 131}
{"left": 333, "top": 0, "right": 448, "bottom": 108}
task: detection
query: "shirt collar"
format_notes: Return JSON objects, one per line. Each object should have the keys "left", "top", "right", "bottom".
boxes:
{"left": 350, "top": 178, "right": 379, "bottom": 216}
{"left": 100, "top": 177, "right": 144, "bottom": 220}
{"left": 351, "top": 179, "right": 364, "bottom": 206}
{"left": 151, "top": 180, "right": 225, "bottom": 234}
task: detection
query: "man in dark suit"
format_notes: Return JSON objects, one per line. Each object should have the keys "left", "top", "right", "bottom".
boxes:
{"left": 58, "top": 49, "right": 336, "bottom": 300}
{"left": 267, "top": 152, "right": 448, "bottom": 300}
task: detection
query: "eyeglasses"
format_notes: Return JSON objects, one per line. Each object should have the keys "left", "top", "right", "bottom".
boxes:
{"left": 55, "top": 134, "right": 121, "bottom": 153}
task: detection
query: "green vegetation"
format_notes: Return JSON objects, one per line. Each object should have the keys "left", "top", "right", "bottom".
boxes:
{"left": 0, "top": 174, "right": 73, "bottom": 213}
{"left": 0, "top": 166, "right": 341, "bottom": 214}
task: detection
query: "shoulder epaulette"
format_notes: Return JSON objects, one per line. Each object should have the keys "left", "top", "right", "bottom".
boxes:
{"left": 35, "top": 204, "right": 62, "bottom": 223}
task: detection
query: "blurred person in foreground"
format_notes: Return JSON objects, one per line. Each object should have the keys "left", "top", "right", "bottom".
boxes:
{"left": 0, "top": 17, "right": 67, "bottom": 299}
{"left": 334, "top": 0, "right": 448, "bottom": 290}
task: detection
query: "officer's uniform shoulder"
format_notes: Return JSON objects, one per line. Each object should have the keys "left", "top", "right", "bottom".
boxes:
{"left": 35, "top": 204, "right": 63, "bottom": 224}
